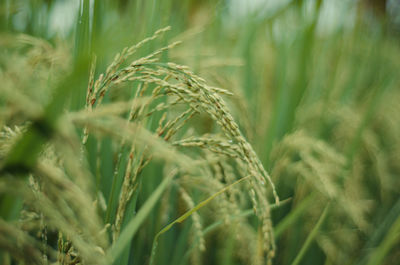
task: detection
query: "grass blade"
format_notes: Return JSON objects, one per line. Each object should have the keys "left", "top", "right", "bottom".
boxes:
{"left": 106, "top": 169, "right": 176, "bottom": 264}
{"left": 275, "top": 193, "right": 316, "bottom": 238}
{"left": 149, "top": 175, "right": 251, "bottom": 265}
{"left": 366, "top": 214, "right": 400, "bottom": 265}
{"left": 291, "top": 202, "right": 331, "bottom": 265}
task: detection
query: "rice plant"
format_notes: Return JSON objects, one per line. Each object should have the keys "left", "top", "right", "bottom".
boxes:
{"left": 1, "top": 1, "right": 399, "bottom": 265}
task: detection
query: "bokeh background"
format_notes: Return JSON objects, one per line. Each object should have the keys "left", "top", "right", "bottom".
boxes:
{"left": 1, "top": 1, "right": 400, "bottom": 265}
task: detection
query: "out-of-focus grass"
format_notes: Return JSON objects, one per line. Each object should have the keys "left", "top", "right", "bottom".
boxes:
{"left": 0, "top": 0, "right": 399, "bottom": 265}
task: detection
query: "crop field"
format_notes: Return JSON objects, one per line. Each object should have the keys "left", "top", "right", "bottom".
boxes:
{"left": 0, "top": 1, "right": 399, "bottom": 265}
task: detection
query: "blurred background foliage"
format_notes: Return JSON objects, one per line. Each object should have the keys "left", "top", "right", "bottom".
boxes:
{"left": 1, "top": 0, "right": 400, "bottom": 265}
